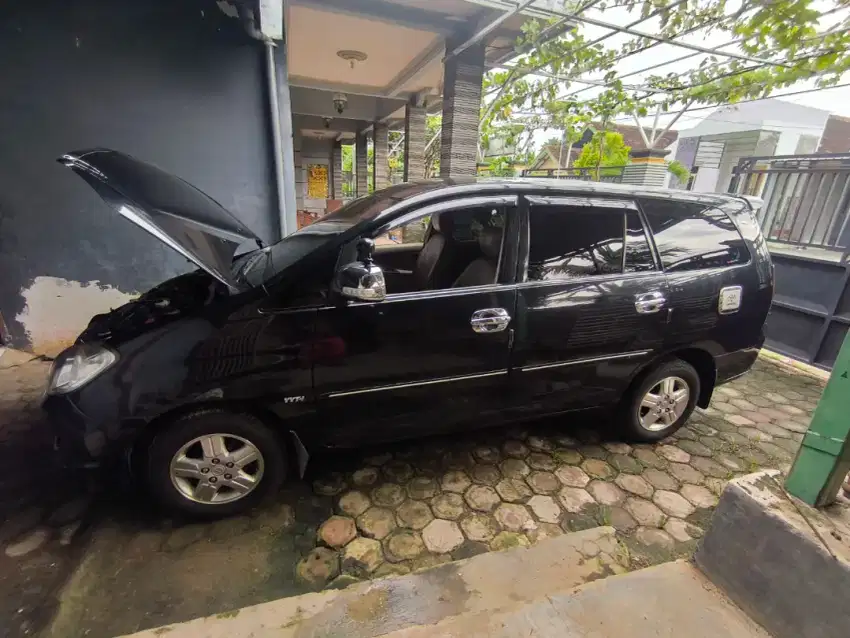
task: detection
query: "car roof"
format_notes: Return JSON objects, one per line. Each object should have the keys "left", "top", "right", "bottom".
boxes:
{"left": 373, "top": 178, "right": 739, "bottom": 221}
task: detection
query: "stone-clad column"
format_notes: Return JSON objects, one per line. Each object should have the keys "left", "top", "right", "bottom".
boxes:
{"left": 331, "top": 141, "right": 343, "bottom": 199}
{"left": 404, "top": 101, "right": 426, "bottom": 181}
{"left": 356, "top": 132, "right": 368, "bottom": 196}
{"left": 620, "top": 149, "right": 670, "bottom": 187}
{"left": 373, "top": 123, "right": 389, "bottom": 191}
{"left": 440, "top": 36, "right": 485, "bottom": 177}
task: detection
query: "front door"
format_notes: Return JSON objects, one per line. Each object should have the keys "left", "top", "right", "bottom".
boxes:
{"left": 312, "top": 196, "right": 519, "bottom": 446}
{"left": 510, "top": 195, "right": 669, "bottom": 417}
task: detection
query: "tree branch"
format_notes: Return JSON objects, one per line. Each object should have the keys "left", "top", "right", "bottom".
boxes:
{"left": 632, "top": 111, "right": 652, "bottom": 148}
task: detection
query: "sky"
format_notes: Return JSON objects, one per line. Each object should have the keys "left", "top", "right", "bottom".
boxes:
{"left": 510, "top": 0, "right": 850, "bottom": 139}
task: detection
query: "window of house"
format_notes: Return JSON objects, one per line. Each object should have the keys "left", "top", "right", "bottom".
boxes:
{"left": 641, "top": 199, "right": 749, "bottom": 272}
{"left": 526, "top": 205, "right": 655, "bottom": 281}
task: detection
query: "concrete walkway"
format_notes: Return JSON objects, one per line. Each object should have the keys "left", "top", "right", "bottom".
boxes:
{"left": 121, "top": 530, "right": 768, "bottom": 638}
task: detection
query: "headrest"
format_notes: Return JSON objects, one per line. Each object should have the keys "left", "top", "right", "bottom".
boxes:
{"left": 430, "top": 212, "right": 453, "bottom": 234}
{"left": 479, "top": 227, "right": 502, "bottom": 260}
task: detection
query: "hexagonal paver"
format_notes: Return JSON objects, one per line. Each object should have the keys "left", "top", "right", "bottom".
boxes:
{"left": 338, "top": 491, "right": 371, "bottom": 518}
{"left": 396, "top": 500, "right": 434, "bottom": 530}
{"left": 527, "top": 452, "right": 557, "bottom": 471}
{"left": 554, "top": 434, "right": 581, "bottom": 447}
{"left": 581, "top": 445, "right": 608, "bottom": 459}
{"left": 385, "top": 530, "right": 425, "bottom": 562}
{"left": 652, "top": 490, "right": 695, "bottom": 518}
{"left": 407, "top": 476, "right": 438, "bottom": 500}
{"left": 764, "top": 392, "right": 789, "bottom": 404}
{"left": 527, "top": 435, "right": 555, "bottom": 452}
{"left": 421, "top": 519, "right": 464, "bottom": 554}
{"left": 503, "top": 440, "right": 530, "bottom": 458}
{"left": 465, "top": 485, "right": 501, "bottom": 512}
{"left": 668, "top": 462, "right": 704, "bottom": 485}
{"left": 461, "top": 513, "right": 500, "bottom": 542}
{"left": 690, "top": 457, "right": 729, "bottom": 479}
{"left": 296, "top": 547, "right": 340, "bottom": 589}
{"left": 528, "top": 495, "right": 562, "bottom": 523}
{"left": 372, "top": 483, "right": 405, "bottom": 507}
{"left": 587, "top": 480, "right": 626, "bottom": 506}
{"left": 558, "top": 487, "right": 596, "bottom": 513}
{"left": 471, "top": 464, "right": 501, "bottom": 485}
{"left": 642, "top": 468, "right": 679, "bottom": 490}
{"left": 608, "top": 506, "right": 638, "bottom": 532}
{"left": 318, "top": 516, "right": 357, "bottom": 548}
{"left": 528, "top": 522, "right": 564, "bottom": 544}
{"left": 500, "top": 458, "right": 531, "bottom": 479}
{"left": 624, "top": 497, "right": 666, "bottom": 527}
{"left": 494, "top": 503, "right": 534, "bottom": 532}
{"left": 490, "top": 531, "right": 530, "bottom": 551}
{"left": 352, "top": 467, "right": 380, "bottom": 487}
{"left": 657, "top": 445, "right": 690, "bottom": 463}
{"left": 603, "top": 442, "right": 632, "bottom": 454}
{"left": 441, "top": 470, "right": 472, "bottom": 493}
{"left": 676, "top": 440, "right": 712, "bottom": 457}
{"left": 582, "top": 459, "right": 615, "bottom": 480}
{"left": 495, "top": 478, "right": 532, "bottom": 503}
{"left": 342, "top": 537, "right": 384, "bottom": 576}
{"left": 553, "top": 448, "right": 583, "bottom": 465}
{"left": 635, "top": 526, "right": 675, "bottom": 550}
{"left": 555, "top": 466, "right": 590, "bottom": 488}
{"left": 609, "top": 454, "right": 643, "bottom": 474}
{"left": 633, "top": 448, "right": 666, "bottom": 469}
{"left": 527, "top": 471, "right": 560, "bottom": 494}
{"left": 356, "top": 507, "right": 397, "bottom": 540}
{"left": 615, "top": 473, "right": 654, "bottom": 499}
{"left": 664, "top": 519, "right": 696, "bottom": 543}
{"left": 472, "top": 445, "right": 501, "bottom": 463}
{"left": 680, "top": 484, "right": 718, "bottom": 509}
{"left": 431, "top": 493, "right": 466, "bottom": 520}
{"left": 383, "top": 461, "right": 414, "bottom": 483}
{"left": 313, "top": 473, "right": 347, "bottom": 496}
{"left": 727, "top": 414, "right": 757, "bottom": 427}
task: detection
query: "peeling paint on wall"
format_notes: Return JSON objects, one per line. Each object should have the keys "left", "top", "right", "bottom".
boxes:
{"left": 15, "top": 277, "right": 138, "bottom": 357}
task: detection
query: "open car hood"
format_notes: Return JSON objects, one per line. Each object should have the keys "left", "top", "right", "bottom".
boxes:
{"left": 59, "top": 149, "right": 261, "bottom": 290}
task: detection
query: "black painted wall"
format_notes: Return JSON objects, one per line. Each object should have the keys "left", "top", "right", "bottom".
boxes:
{"left": 0, "top": 0, "right": 277, "bottom": 350}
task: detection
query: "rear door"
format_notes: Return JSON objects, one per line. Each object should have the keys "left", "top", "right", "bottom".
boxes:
{"left": 509, "top": 195, "right": 669, "bottom": 416}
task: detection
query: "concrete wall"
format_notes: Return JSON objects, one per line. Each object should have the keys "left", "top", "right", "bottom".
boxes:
{"left": 680, "top": 99, "right": 831, "bottom": 140}
{"left": 0, "top": 0, "right": 276, "bottom": 354}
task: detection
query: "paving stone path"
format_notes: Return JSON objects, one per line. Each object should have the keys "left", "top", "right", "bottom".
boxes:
{"left": 295, "top": 356, "right": 826, "bottom": 587}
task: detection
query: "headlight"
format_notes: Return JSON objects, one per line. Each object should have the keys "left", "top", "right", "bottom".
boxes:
{"left": 47, "top": 344, "right": 117, "bottom": 394}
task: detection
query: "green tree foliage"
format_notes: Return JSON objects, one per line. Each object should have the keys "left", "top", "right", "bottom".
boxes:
{"left": 667, "top": 159, "right": 691, "bottom": 184}
{"left": 573, "top": 130, "right": 631, "bottom": 169}
{"left": 483, "top": 0, "right": 850, "bottom": 151}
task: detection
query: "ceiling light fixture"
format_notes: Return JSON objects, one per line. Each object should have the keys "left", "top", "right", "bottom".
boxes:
{"left": 337, "top": 50, "right": 368, "bottom": 69}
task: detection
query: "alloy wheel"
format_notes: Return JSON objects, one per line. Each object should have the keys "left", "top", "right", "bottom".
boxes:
{"left": 638, "top": 376, "right": 690, "bottom": 432}
{"left": 169, "top": 433, "right": 265, "bottom": 504}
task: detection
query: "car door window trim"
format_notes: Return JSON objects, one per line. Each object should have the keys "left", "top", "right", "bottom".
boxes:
{"left": 520, "top": 350, "right": 651, "bottom": 372}
{"left": 327, "top": 369, "right": 508, "bottom": 398}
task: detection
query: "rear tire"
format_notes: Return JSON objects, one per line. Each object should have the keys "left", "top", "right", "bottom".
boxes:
{"left": 146, "top": 410, "right": 287, "bottom": 518}
{"left": 619, "top": 360, "right": 700, "bottom": 442}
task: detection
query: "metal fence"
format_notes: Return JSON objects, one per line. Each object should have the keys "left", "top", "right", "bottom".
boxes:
{"left": 729, "top": 154, "right": 850, "bottom": 259}
{"left": 729, "top": 153, "right": 850, "bottom": 370}
{"left": 520, "top": 166, "right": 625, "bottom": 182}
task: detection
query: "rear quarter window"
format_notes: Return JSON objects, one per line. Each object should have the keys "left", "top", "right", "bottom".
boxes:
{"left": 640, "top": 199, "right": 750, "bottom": 272}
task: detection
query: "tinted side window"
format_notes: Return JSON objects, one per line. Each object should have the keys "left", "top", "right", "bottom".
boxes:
{"left": 642, "top": 199, "right": 749, "bottom": 272}
{"left": 625, "top": 212, "right": 655, "bottom": 273}
{"left": 527, "top": 206, "right": 624, "bottom": 281}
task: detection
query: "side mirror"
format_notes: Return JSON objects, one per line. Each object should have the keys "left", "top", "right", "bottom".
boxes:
{"left": 335, "top": 238, "right": 386, "bottom": 302}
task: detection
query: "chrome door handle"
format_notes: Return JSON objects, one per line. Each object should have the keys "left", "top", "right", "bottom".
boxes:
{"left": 635, "top": 291, "right": 666, "bottom": 314}
{"left": 471, "top": 308, "right": 511, "bottom": 333}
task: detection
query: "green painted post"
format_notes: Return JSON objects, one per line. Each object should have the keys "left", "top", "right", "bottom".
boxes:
{"left": 785, "top": 332, "right": 850, "bottom": 507}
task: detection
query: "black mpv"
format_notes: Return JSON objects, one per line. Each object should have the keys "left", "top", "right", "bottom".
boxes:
{"left": 44, "top": 149, "right": 774, "bottom": 517}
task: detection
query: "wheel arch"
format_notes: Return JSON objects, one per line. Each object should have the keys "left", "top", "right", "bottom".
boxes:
{"left": 629, "top": 347, "right": 717, "bottom": 409}
{"left": 127, "top": 400, "right": 310, "bottom": 480}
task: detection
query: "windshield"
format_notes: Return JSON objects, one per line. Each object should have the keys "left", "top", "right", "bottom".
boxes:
{"left": 234, "top": 182, "right": 446, "bottom": 288}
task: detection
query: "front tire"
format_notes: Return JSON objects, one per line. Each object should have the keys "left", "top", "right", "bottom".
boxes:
{"left": 146, "top": 410, "right": 287, "bottom": 518}
{"left": 619, "top": 359, "right": 700, "bottom": 442}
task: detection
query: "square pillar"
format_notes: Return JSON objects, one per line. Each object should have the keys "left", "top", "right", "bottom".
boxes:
{"left": 331, "top": 141, "right": 343, "bottom": 199}
{"left": 355, "top": 132, "right": 368, "bottom": 197}
{"left": 373, "top": 123, "right": 389, "bottom": 191}
{"left": 620, "top": 148, "right": 670, "bottom": 187}
{"left": 404, "top": 101, "right": 426, "bottom": 181}
{"left": 440, "top": 36, "right": 485, "bottom": 177}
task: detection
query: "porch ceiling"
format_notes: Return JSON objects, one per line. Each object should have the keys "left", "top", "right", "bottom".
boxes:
{"left": 286, "top": 0, "right": 533, "bottom": 102}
